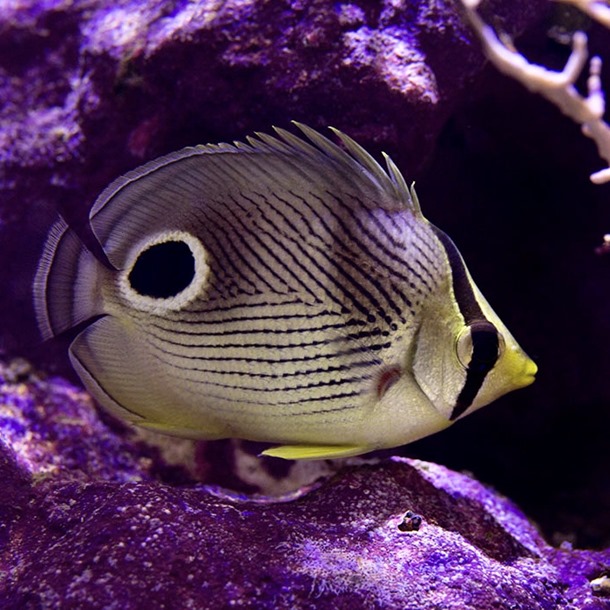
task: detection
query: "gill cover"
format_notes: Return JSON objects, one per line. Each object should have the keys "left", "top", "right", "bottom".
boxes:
{"left": 413, "top": 228, "right": 536, "bottom": 421}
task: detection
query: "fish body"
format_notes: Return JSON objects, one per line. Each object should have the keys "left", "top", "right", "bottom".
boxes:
{"left": 33, "top": 124, "right": 536, "bottom": 460}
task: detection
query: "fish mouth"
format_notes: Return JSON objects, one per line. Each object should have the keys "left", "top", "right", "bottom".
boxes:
{"left": 519, "top": 358, "right": 538, "bottom": 388}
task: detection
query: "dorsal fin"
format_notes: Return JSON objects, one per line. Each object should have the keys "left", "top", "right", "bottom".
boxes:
{"left": 249, "top": 122, "right": 418, "bottom": 213}
{"left": 88, "top": 124, "right": 419, "bottom": 269}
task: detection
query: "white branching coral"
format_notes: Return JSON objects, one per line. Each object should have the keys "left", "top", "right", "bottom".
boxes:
{"left": 461, "top": 0, "right": 610, "bottom": 184}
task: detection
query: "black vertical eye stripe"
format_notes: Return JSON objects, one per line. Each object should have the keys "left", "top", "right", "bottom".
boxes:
{"left": 452, "top": 325, "right": 500, "bottom": 420}
{"left": 468, "top": 322, "right": 500, "bottom": 372}
{"left": 431, "top": 227, "right": 483, "bottom": 323}
{"left": 431, "top": 227, "right": 500, "bottom": 420}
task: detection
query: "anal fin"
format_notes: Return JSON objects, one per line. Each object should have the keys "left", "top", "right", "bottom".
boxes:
{"left": 261, "top": 444, "right": 370, "bottom": 461}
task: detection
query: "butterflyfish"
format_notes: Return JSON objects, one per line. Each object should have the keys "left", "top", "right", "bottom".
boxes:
{"left": 33, "top": 123, "right": 537, "bottom": 460}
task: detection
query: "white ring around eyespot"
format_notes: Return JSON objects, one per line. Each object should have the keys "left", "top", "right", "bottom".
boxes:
{"left": 118, "top": 230, "right": 210, "bottom": 314}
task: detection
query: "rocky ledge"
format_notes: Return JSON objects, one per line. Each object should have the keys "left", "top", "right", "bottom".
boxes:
{"left": 1, "top": 360, "right": 609, "bottom": 609}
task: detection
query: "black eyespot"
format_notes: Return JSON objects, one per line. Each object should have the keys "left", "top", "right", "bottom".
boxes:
{"left": 128, "top": 240, "right": 195, "bottom": 298}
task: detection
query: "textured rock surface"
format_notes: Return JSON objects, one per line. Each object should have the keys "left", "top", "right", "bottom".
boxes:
{"left": 1, "top": 361, "right": 610, "bottom": 610}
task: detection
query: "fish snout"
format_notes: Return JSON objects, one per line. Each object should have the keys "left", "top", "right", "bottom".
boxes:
{"left": 520, "top": 356, "right": 538, "bottom": 387}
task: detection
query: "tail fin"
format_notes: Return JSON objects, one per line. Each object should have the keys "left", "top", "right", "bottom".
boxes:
{"left": 33, "top": 218, "right": 105, "bottom": 341}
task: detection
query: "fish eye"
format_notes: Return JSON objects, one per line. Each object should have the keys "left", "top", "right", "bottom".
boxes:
{"left": 456, "top": 321, "right": 503, "bottom": 370}
{"left": 120, "top": 230, "right": 210, "bottom": 312}
{"left": 456, "top": 327, "right": 473, "bottom": 369}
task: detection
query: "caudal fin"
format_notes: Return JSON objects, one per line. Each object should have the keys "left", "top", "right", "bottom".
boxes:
{"left": 33, "top": 218, "right": 105, "bottom": 341}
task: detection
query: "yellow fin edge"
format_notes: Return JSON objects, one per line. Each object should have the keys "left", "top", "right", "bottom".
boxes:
{"left": 260, "top": 444, "right": 370, "bottom": 461}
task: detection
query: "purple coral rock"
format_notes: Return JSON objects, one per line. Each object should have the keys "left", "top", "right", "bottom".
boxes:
{"left": 1, "top": 361, "right": 610, "bottom": 609}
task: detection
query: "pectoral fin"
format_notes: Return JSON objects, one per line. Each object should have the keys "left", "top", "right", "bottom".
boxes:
{"left": 260, "top": 444, "right": 370, "bottom": 461}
